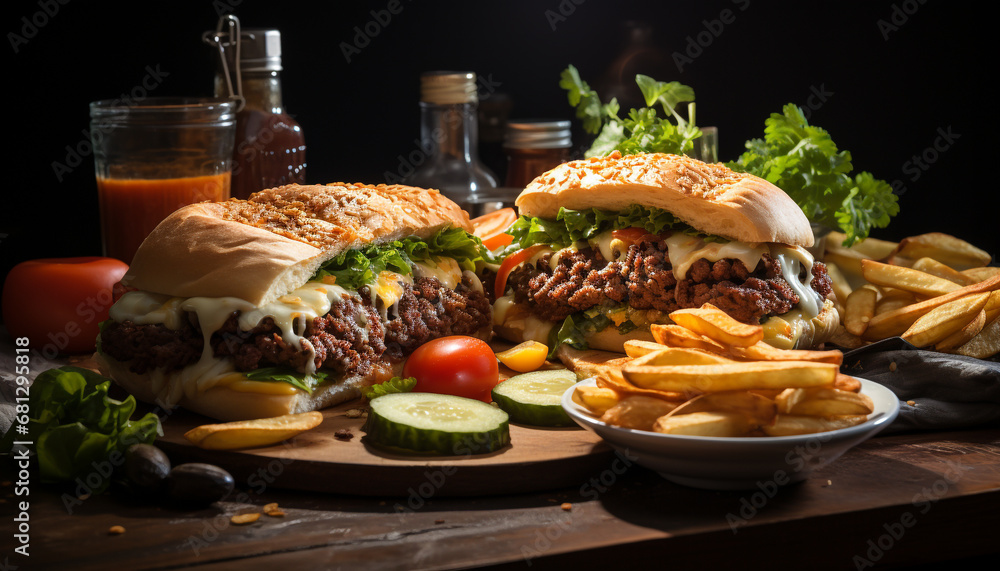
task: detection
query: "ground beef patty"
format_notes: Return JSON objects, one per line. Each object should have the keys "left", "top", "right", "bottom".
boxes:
{"left": 507, "top": 234, "right": 833, "bottom": 325}
{"left": 100, "top": 276, "right": 491, "bottom": 378}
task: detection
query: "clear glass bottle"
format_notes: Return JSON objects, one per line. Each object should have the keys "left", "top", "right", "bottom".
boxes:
{"left": 206, "top": 19, "right": 306, "bottom": 199}
{"left": 402, "top": 71, "right": 497, "bottom": 214}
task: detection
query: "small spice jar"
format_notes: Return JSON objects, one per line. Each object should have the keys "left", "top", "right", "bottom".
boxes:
{"left": 503, "top": 120, "right": 572, "bottom": 188}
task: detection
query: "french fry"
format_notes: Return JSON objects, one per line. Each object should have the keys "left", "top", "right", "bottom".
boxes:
{"left": 911, "top": 257, "right": 978, "bottom": 286}
{"left": 952, "top": 315, "right": 1000, "bottom": 359}
{"left": 875, "top": 287, "right": 917, "bottom": 316}
{"left": 652, "top": 411, "right": 753, "bottom": 437}
{"left": 961, "top": 266, "right": 1000, "bottom": 282}
{"left": 824, "top": 245, "right": 871, "bottom": 284}
{"left": 827, "top": 325, "right": 865, "bottom": 350}
{"left": 623, "top": 339, "right": 670, "bottom": 358}
{"left": 863, "top": 273, "right": 1000, "bottom": 340}
{"left": 725, "top": 341, "right": 844, "bottom": 366}
{"left": 664, "top": 391, "right": 777, "bottom": 427}
{"left": 571, "top": 386, "right": 619, "bottom": 416}
{"left": 901, "top": 292, "right": 990, "bottom": 348}
{"left": 892, "top": 232, "right": 992, "bottom": 269}
{"left": 183, "top": 411, "right": 324, "bottom": 450}
{"left": 827, "top": 231, "right": 899, "bottom": 260}
{"left": 595, "top": 370, "right": 687, "bottom": 402}
{"left": 935, "top": 310, "right": 987, "bottom": 352}
{"left": 860, "top": 259, "right": 962, "bottom": 298}
{"left": 668, "top": 304, "right": 764, "bottom": 348}
{"left": 763, "top": 415, "right": 868, "bottom": 436}
{"left": 834, "top": 373, "right": 863, "bottom": 393}
{"left": 623, "top": 360, "right": 839, "bottom": 393}
{"left": 775, "top": 387, "right": 874, "bottom": 417}
{"left": 600, "top": 395, "right": 679, "bottom": 431}
{"left": 651, "top": 323, "right": 727, "bottom": 353}
{"left": 627, "top": 347, "right": 734, "bottom": 368}
{"left": 844, "top": 284, "right": 880, "bottom": 336}
{"left": 825, "top": 261, "right": 854, "bottom": 309}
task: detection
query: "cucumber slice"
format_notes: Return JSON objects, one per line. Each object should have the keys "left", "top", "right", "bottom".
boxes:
{"left": 363, "top": 393, "right": 510, "bottom": 455}
{"left": 491, "top": 369, "right": 578, "bottom": 427}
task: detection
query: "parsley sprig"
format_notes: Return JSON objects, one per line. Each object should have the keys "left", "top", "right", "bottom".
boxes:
{"left": 559, "top": 65, "right": 702, "bottom": 158}
{"left": 728, "top": 104, "right": 899, "bottom": 246}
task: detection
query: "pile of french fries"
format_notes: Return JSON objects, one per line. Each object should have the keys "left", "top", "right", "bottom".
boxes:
{"left": 824, "top": 231, "right": 1000, "bottom": 358}
{"left": 570, "top": 304, "right": 874, "bottom": 437}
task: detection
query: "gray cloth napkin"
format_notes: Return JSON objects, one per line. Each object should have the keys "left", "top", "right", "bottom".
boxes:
{"left": 841, "top": 338, "right": 1000, "bottom": 434}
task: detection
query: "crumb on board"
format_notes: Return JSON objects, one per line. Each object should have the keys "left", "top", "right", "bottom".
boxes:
{"left": 334, "top": 429, "right": 354, "bottom": 441}
{"left": 108, "top": 525, "right": 126, "bottom": 535}
{"left": 561, "top": 503, "right": 573, "bottom": 511}
{"left": 889, "top": 361, "right": 897, "bottom": 372}
{"left": 231, "top": 513, "right": 261, "bottom": 525}
{"left": 907, "top": 400, "right": 917, "bottom": 406}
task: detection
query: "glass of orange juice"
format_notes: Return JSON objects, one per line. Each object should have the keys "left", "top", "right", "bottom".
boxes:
{"left": 89, "top": 97, "right": 236, "bottom": 264}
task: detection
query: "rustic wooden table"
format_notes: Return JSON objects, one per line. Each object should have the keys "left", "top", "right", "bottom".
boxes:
{"left": 3, "top": 345, "right": 999, "bottom": 570}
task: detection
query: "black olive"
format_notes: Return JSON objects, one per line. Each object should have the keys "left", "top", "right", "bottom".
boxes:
{"left": 166, "top": 463, "right": 235, "bottom": 506}
{"left": 123, "top": 444, "right": 171, "bottom": 495}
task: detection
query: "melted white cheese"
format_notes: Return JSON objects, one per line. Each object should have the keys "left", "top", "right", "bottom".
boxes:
{"left": 664, "top": 234, "right": 770, "bottom": 281}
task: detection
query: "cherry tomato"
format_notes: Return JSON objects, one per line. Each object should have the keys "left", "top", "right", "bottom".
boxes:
{"left": 471, "top": 208, "right": 517, "bottom": 251}
{"left": 403, "top": 336, "right": 500, "bottom": 402}
{"left": 2, "top": 257, "right": 129, "bottom": 354}
{"left": 494, "top": 244, "right": 549, "bottom": 300}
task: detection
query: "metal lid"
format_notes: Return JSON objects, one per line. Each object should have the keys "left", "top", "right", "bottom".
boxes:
{"left": 503, "top": 119, "right": 572, "bottom": 149}
{"left": 420, "top": 71, "right": 477, "bottom": 105}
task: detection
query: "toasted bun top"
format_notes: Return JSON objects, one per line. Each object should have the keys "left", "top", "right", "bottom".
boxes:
{"left": 123, "top": 183, "right": 473, "bottom": 306}
{"left": 516, "top": 151, "right": 813, "bottom": 246}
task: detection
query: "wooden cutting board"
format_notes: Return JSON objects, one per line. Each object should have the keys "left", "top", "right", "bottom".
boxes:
{"left": 155, "top": 399, "right": 615, "bottom": 498}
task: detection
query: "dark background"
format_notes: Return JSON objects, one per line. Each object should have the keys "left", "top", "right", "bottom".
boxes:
{"left": 2, "top": 0, "right": 996, "bottom": 310}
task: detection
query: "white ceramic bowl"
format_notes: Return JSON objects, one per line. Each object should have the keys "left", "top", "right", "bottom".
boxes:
{"left": 561, "top": 377, "right": 899, "bottom": 490}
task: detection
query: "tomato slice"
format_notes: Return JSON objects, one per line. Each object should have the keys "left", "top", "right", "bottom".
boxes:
{"left": 494, "top": 244, "right": 549, "bottom": 300}
{"left": 471, "top": 208, "right": 517, "bottom": 251}
{"left": 612, "top": 227, "right": 653, "bottom": 244}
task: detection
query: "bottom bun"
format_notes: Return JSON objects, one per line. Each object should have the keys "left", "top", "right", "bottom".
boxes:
{"left": 96, "top": 352, "right": 400, "bottom": 421}
{"left": 495, "top": 299, "right": 841, "bottom": 354}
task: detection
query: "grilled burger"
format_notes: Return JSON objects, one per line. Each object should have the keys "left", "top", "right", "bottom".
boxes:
{"left": 97, "top": 183, "right": 493, "bottom": 421}
{"left": 489, "top": 151, "right": 839, "bottom": 352}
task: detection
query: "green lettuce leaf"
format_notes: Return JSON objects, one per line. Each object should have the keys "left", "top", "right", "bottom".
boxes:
{"left": 361, "top": 376, "right": 418, "bottom": 400}
{"left": 0, "top": 366, "right": 161, "bottom": 492}
{"left": 312, "top": 226, "right": 494, "bottom": 290}
{"left": 244, "top": 367, "right": 330, "bottom": 394}
{"left": 504, "top": 204, "right": 725, "bottom": 254}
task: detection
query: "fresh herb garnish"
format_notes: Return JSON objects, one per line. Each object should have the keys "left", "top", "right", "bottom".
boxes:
{"left": 244, "top": 367, "right": 330, "bottom": 394}
{"left": 560, "top": 64, "right": 702, "bottom": 158}
{"left": 0, "top": 366, "right": 161, "bottom": 492}
{"left": 311, "top": 226, "right": 494, "bottom": 290}
{"left": 361, "top": 376, "right": 417, "bottom": 400}
{"left": 728, "top": 103, "right": 899, "bottom": 247}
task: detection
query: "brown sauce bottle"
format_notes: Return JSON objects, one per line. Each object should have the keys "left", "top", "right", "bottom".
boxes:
{"left": 207, "top": 22, "right": 306, "bottom": 199}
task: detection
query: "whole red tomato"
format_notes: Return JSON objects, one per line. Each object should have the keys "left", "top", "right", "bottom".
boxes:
{"left": 402, "top": 336, "right": 500, "bottom": 402}
{"left": 2, "top": 257, "right": 129, "bottom": 355}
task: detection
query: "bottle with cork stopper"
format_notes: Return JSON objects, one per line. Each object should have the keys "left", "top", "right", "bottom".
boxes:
{"left": 402, "top": 71, "right": 498, "bottom": 215}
